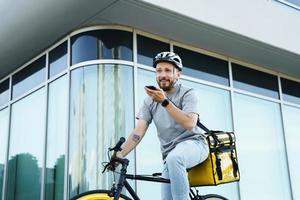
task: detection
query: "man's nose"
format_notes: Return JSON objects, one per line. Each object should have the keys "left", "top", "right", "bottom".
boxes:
{"left": 159, "top": 71, "right": 167, "bottom": 77}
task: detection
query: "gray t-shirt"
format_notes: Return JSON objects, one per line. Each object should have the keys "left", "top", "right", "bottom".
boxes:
{"left": 136, "top": 82, "right": 205, "bottom": 159}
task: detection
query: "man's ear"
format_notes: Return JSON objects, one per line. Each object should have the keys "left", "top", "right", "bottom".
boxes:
{"left": 176, "top": 70, "right": 181, "bottom": 78}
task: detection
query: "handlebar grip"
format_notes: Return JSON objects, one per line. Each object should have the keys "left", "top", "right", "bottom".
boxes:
{"left": 110, "top": 137, "right": 126, "bottom": 151}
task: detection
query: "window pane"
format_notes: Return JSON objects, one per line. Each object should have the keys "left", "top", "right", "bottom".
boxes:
{"left": 234, "top": 93, "right": 291, "bottom": 200}
{"left": 281, "top": 78, "right": 300, "bottom": 104}
{"left": 96, "top": 30, "right": 132, "bottom": 61}
{"left": 12, "top": 56, "right": 46, "bottom": 99}
{"left": 232, "top": 63, "right": 279, "bottom": 99}
{"left": 137, "top": 35, "right": 169, "bottom": 66}
{"left": 68, "top": 64, "right": 134, "bottom": 198}
{"left": 49, "top": 42, "right": 68, "bottom": 78}
{"left": 282, "top": 105, "right": 300, "bottom": 200}
{"left": 136, "top": 69, "right": 163, "bottom": 199}
{"left": 71, "top": 30, "right": 133, "bottom": 65}
{"left": 6, "top": 88, "right": 46, "bottom": 200}
{"left": 174, "top": 46, "right": 229, "bottom": 85}
{"left": 0, "top": 108, "right": 9, "bottom": 199}
{"left": 71, "top": 34, "right": 98, "bottom": 65}
{"left": 0, "top": 79, "right": 9, "bottom": 107}
{"left": 45, "top": 76, "right": 68, "bottom": 200}
{"left": 182, "top": 80, "right": 238, "bottom": 200}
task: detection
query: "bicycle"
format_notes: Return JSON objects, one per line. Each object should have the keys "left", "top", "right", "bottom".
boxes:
{"left": 71, "top": 137, "right": 228, "bottom": 200}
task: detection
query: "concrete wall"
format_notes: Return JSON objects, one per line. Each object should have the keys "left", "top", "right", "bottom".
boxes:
{"left": 143, "top": 0, "right": 300, "bottom": 55}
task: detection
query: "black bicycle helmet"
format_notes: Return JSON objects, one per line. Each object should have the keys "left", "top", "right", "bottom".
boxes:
{"left": 153, "top": 52, "right": 183, "bottom": 71}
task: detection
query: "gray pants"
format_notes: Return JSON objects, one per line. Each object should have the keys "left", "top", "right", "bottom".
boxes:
{"left": 161, "top": 139, "right": 209, "bottom": 200}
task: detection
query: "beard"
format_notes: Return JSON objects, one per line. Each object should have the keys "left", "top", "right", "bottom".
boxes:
{"left": 157, "top": 78, "right": 176, "bottom": 91}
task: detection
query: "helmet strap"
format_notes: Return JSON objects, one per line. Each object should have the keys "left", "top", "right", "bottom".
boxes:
{"left": 171, "top": 66, "right": 178, "bottom": 88}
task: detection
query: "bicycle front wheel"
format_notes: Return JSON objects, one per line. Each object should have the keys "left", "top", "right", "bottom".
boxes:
{"left": 70, "top": 190, "right": 131, "bottom": 200}
{"left": 202, "top": 194, "right": 229, "bottom": 200}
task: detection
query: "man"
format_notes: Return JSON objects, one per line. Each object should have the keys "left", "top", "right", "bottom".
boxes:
{"left": 118, "top": 52, "right": 209, "bottom": 200}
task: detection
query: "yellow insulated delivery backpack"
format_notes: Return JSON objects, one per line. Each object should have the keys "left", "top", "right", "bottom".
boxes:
{"left": 188, "top": 121, "right": 240, "bottom": 186}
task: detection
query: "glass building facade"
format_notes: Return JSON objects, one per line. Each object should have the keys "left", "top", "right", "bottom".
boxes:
{"left": 0, "top": 26, "right": 300, "bottom": 200}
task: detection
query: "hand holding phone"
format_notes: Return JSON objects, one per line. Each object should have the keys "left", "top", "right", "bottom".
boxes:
{"left": 145, "top": 85, "right": 158, "bottom": 90}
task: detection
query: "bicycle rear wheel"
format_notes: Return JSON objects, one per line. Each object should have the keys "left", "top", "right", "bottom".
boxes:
{"left": 70, "top": 189, "right": 131, "bottom": 200}
{"left": 202, "top": 194, "right": 228, "bottom": 200}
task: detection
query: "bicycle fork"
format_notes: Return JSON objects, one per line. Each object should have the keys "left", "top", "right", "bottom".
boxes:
{"left": 112, "top": 158, "right": 140, "bottom": 200}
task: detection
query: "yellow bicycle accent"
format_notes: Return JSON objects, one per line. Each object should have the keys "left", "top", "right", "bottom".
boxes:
{"left": 71, "top": 190, "right": 130, "bottom": 200}
{"left": 77, "top": 193, "right": 125, "bottom": 200}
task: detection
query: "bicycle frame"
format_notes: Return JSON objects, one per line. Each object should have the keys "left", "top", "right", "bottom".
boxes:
{"left": 112, "top": 157, "right": 170, "bottom": 200}
{"left": 112, "top": 158, "right": 205, "bottom": 200}
{"left": 102, "top": 138, "right": 228, "bottom": 200}
{"left": 121, "top": 174, "right": 170, "bottom": 200}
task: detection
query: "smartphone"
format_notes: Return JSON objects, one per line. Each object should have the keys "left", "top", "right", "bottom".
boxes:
{"left": 145, "top": 85, "right": 157, "bottom": 90}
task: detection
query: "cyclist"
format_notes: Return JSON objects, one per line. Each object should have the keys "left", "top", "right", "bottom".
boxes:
{"left": 117, "top": 52, "right": 209, "bottom": 200}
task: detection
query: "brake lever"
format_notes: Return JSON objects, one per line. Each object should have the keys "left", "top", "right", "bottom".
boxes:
{"left": 102, "top": 163, "right": 110, "bottom": 173}
{"left": 102, "top": 160, "right": 116, "bottom": 173}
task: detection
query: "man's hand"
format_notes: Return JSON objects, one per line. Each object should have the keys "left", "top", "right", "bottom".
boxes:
{"left": 144, "top": 87, "right": 166, "bottom": 103}
{"left": 107, "top": 151, "right": 123, "bottom": 171}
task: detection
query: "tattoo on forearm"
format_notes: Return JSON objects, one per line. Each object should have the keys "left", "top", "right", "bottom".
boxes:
{"left": 132, "top": 134, "right": 141, "bottom": 143}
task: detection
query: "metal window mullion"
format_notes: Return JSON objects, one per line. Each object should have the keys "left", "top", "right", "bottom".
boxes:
{"left": 228, "top": 60, "right": 242, "bottom": 200}
{"left": 132, "top": 29, "right": 138, "bottom": 193}
{"left": 10, "top": 83, "right": 45, "bottom": 105}
{"left": 47, "top": 70, "right": 68, "bottom": 85}
{"left": 282, "top": 101, "right": 300, "bottom": 109}
{"left": 170, "top": 42, "right": 173, "bottom": 52}
{"left": 233, "top": 88, "right": 281, "bottom": 104}
{"left": 278, "top": 75, "right": 294, "bottom": 200}
{"left": 1, "top": 75, "right": 12, "bottom": 200}
{"left": 64, "top": 37, "right": 71, "bottom": 200}
{"left": 40, "top": 52, "right": 49, "bottom": 200}
{"left": 0, "top": 105, "right": 8, "bottom": 111}
{"left": 70, "top": 60, "right": 134, "bottom": 71}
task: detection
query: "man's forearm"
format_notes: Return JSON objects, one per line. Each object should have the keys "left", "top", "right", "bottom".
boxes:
{"left": 121, "top": 131, "right": 144, "bottom": 157}
{"left": 164, "top": 101, "right": 197, "bottom": 131}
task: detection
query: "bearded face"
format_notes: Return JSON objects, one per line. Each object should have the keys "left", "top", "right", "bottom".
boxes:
{"left": 155, "top": 62, "right": 181, "bottom": 91}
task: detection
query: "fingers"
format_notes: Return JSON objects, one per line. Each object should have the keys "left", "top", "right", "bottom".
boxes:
{"left": 107, "top": 161, "right": 120, "bottom": 171}
{"left": 144, "top": 87, "right": 166, "bottom": 103}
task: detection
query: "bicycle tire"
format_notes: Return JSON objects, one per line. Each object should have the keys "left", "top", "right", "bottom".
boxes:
{"left": 70, "top": 189, "right": 132, "bottom": 200}
{"left": 202, "top": 194, "right": 229, "bottom": 200}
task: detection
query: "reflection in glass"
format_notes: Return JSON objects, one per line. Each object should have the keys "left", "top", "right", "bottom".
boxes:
{"left": 45, "top": 76, "right": 68, "bottom": 200}
{"left": 68, "top": 64, "right": 134, "bottom": 198}
{"left": 71, "top": 30, "right": 133, "bottom": 65}
{"left": 0, "top": 79, "right": 9, "bottom": 107}
{"left": 0, "top": 108, "right": 9, "bottom": 199}
{"left": 71, "top": 35, "right": 98, "bottom": 65}
{"left": 282, "top": 105, "right": 300, "bottom": 200}
{"left": 281, "top": 78, "right": 300, "bottom": 104}
{"left": 6, "top": 88, "right": 46, "bottom": 200}
{"left": 12, "top": 56, "right": 46, "bottom": 99}
{"left": 174, "top": 46, "right": 229, "bottom": 86}
{"left": 137, "top": 35, "right": 170, "bottom": 66}
{"left": 232, "top": 63, "right": 279, "bottom": 99}
{"left": 234, "top": 93, "right": 291, "bottom": 200}
{"left": 49, "top": 42, "right": 68, "bottom": 78}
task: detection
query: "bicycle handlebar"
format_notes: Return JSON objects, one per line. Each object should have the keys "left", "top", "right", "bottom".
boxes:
{"left": 109, "top": 137, "right": 125, "bottom": 152}
{"left": 102, "top": 137, "right": 126, "bottom": 173}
